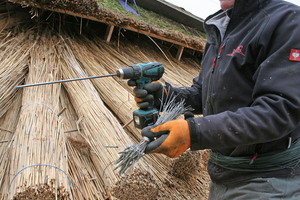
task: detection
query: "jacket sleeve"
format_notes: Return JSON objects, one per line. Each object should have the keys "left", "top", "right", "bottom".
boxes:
{"left": 164, "top": 43, "right": 212, "bottom": 114}
{"left": 166, "top": 75, "right": 203, "bottom": 114}
{"left": 190, "top": 6, "right": 300, "bottom": 151}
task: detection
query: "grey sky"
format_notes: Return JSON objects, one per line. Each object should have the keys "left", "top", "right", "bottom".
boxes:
{"left": 165, "top": 0, "right": 300, "bottom": 20}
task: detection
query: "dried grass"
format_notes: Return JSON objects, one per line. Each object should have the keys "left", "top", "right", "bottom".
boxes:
{"left": 0, "top": 91, "right": 22, "bottom": 199}
{"left": 0, "top": 28, "right": 30, "bottom": 119}
{"left": 8, "top": 28, "right": 70, "bottom": 199}
{"left": 60, "top": 86, "right": 109, "bottom": 199}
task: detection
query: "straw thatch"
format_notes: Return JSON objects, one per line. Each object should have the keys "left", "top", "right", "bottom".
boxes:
{"left": 60, "top": 87, "right": 109, "bottom": 199}
{"left": 0, "top": 1, "right": 210, "bottom": 199}
{"left": 8, "top": 27, "right": 70, "bottom": 199}
{"left": 0, "top": 91, "right": 22, "bottom": 198}
{"left": 7, "top": 0, "right": 206, "bottom": 51}
{"left": 0, "top": 26, "right": 29, "bottom": 118}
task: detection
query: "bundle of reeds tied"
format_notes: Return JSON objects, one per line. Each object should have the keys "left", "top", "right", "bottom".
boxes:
{"left": 0, "top": 92, "right": 22, "bottom": 197}
{"left": 0, "top": 29, "right": 30, "bottom": 119}
{"left": 60, "top": 86, "right": 109, "bottom": 199}
{"left": 8, "top": 29, "right": 70, "bottom": 199}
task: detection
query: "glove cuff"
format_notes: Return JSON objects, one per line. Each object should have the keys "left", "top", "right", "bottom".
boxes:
{"left": 165, "top": 82, "right": 172, "bottom": 92}
{"left": 186, "top": 117, "right": 200, "bottom": 151}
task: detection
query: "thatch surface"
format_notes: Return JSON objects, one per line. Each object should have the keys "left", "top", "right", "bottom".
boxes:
{"left": 8, "top": 0, "right": 206, "bottom": 51}
{"left": 0, "top": 1, "right": 210, "bottom": 199}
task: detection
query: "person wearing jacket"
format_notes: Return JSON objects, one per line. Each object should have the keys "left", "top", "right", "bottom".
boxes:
{"left": 129, "top": 0, "right": 300, "bottom": 198}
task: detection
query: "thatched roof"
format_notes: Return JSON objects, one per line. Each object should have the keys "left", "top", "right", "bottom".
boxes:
{"left": 0, "top": 1, "right": 210, "bottom": 199}
{"left": 8, "top": 0, "right": 206, "bottom": 52}
{"left": 135, "top": 0, "right": 205, "bottom": 32}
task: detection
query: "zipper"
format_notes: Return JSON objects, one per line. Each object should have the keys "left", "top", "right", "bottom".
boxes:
{"left": 212, "top": 44, "right": 225, "bottom": 73}
{"left": 207, "top": 41, "right": 227, "bottom": 114}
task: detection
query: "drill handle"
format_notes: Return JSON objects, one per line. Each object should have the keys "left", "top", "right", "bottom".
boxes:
{"left": 135, "top": 77, "right": 158, "bottom": 110}
{"left": 135, "top": 77, "right": 152, "bottom": 89}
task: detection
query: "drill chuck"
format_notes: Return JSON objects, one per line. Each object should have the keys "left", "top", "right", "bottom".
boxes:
{"left": 117, "top": 66, "right": 138, "bottom": 79}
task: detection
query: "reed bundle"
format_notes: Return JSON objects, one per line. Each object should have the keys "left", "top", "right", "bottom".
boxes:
{"left": 0, "top": 28, "right": 32, "bottom": 119}
{"left": 8, "top": 29, "right": 70, "bottom": 199}
{"left": 65, "top": 36, "right": 137, "bottom": 138}
{"left": 60, "top": 87, "right": 109, "bottom": 199}
{"left": 0, "top": 4, "right": 33, "bottom": 115}
{"left": 0, "top": 91, "right": 22, "bottom": 199}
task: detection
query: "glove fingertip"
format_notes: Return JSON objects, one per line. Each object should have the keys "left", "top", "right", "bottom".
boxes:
{"left": 144, "top": 82, "right": 162, "bottom": 92}
{"left": 127, "top": 80, "right": 136, "bottom": 86}
{"left": 133, "top": 88, "right": 148, "bottom": 98}
{"left": 138, "top": 102, "right": 150, "bottom": 109}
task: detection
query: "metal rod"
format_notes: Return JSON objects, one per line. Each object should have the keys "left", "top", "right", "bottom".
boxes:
{"left": 16, "top": 73, "right": 118, "bottom": 88}
{"left": 122, "top": 118, "right": 133, "bottom": 129}
{"left": 57, "top": 107, "right": 67, "bottom": 116}
{"left": 0, "top": 140, "right": 11, "bottom": 143}
{"left": 64, "top": 129, "right": 82, "bottom": 133}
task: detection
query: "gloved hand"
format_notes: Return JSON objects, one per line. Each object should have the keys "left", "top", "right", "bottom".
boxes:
{"left": 142, "top": 119, "right": 191, "bottom": 158}
{"left": 128, "top": 80, "right": 167, "bottom": 110}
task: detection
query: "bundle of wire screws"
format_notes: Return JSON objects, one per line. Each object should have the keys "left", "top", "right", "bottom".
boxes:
{"left": 114, "top": 136, "right": 150, "bottom": 176}
{"left": 156, "top": 92, "right": 192, "bottom": 125}
{"left": 113, "top": 91, "right": 192, "bottom": 179}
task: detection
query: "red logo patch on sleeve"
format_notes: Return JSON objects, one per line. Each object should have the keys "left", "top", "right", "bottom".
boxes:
{"left": 290, "top": 49, "right": 300, "bottom": 61}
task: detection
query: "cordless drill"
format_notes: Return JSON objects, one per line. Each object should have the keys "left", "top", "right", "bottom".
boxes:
{"left": 117, "top": 62, "right": 164, "bottom": 129}
{"left": 16, "top": 61, "right": 164, "bottom": 129}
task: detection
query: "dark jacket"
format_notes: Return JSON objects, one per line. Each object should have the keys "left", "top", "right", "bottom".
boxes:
{"left": 168, "top": 0, "right": 300, "bottom": 184}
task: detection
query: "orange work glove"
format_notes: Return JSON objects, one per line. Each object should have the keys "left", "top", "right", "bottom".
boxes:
{"left": 141, "top": 120, "right": 191, "bottom": 158}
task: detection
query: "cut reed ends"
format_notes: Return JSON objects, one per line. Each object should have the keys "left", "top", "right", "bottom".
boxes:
{"left": 112, "top": 169, "right": 159, "bottom": 200}
{"left": 169, "top": 150, "right": 202, "bottom": 180}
